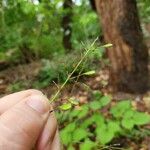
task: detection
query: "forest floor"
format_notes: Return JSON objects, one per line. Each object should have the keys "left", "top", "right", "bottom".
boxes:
{"left": 0, "top": 23, "right": 150, "bottom": 149}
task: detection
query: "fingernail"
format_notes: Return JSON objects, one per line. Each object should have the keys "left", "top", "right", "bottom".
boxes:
{"left": 26, "top": 95, "right": 49, "bottom": 114}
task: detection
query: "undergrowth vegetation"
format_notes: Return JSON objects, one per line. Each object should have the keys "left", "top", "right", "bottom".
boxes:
{"left": 138, "top": 0, "right": 150, "bottom": 23}
{"left": 57, "top": 91, "right": 150, "bottom": 149}
{"left": 0, "top": 1, "right": 100, "bottom": 63}
{"left": 1, "top": 0, "right": 149, "bottom": 63}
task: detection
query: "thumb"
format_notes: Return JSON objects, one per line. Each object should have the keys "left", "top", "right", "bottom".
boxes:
{"left": 0, "top": 94, "right": 50, "bottom": 150}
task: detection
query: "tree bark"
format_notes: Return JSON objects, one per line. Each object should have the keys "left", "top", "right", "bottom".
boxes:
{"left": 62, "top": 0, "right": 73, "bottom": 52}
{"left": 95, "top": 0, "right": 149, "bottom": 93}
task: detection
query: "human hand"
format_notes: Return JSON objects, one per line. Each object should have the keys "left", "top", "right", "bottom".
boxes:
{"left": 0, "top": 89, "right": 60, "bottom": 150}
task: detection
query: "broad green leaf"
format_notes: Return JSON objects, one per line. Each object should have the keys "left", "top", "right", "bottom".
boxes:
{"left": 108, "top": 121, "right": 121, "bottom": 133}
{"left": 60, "top": 123, "right": 76, "bottom": 145}
{"left": 80, "top": 139, "right": 96, "bottom": 150}
{"left": 121, "top": 110, "right": 135, "bottom": 130}
{"left": 73, "top": 128, "right": 88, "bottom": 142}
{"left": 59, "top": 103, "right": 72, "bottom": 111}
{"left": 133, "top": 112, "right": 150, "bottom": 125}
{"left": 60, "top": 130, "right": 72, "bottom": 146}
{"left": 57, "top": 111, "right": 70, "bottom": 123}
{"left": 102, "top": 43, "right": 113, "bottom": 48}
{"left": 92, "top": 113, "right": 105, "bottom": 126}
{"left": 83, "top": 70, "right": 96, "bottom": 75}
{"left": 89, "top": 101, "right": 102, "bottom": 110}
{"left": 92, "top": 90, "right": 102, "bottom": 101}
{"left": 65, "top": 123, "right": 76, "bottom": 133}
{"left": 123, "top": 110, "right": 135, "bottom": 118}
{"left": 78, "top": 105, "right": 89, "bottom": 118}
{"left": 96, "top": 126, "right": 114, "bottom": 145}
{"left": 111, "top": 100, "right": 131, "bottom": 118}
{"left": 68, "top": 97, "right": 79, "bottom": 105}
{"left": 122, "top": 118, "right": 134, "bottom": 130}
{"left": 100, "top": 96, "right": 111, "bottom": 107}
{"left": 80, "top": 118, "right": 94, "bottom": 128}
{"left": 70, "top": 109, "right": 80, "bottom": 118}
{"left": 68, "top": 145, "right": 75, "bottom": 150}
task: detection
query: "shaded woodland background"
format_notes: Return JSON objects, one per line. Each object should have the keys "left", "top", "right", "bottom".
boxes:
{"left": 0, "top": 0, "right": 150, "bottom": 149}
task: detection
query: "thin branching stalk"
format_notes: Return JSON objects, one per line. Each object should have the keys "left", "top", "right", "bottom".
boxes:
{"left": 50, "top": 37, "right": 98, "bottom": 103}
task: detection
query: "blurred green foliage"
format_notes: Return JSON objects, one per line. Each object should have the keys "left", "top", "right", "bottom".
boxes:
{"left": 137, "top": 0, "right": 150, "bottom": 23}
{"left": 56, "top": 91, "right": 150, "bottom": 149}
{"left": 0, "top": 0, "right": 149, "bottom": 63}
{"left": 0, "top": 0, "right": 100, "bottom": 63}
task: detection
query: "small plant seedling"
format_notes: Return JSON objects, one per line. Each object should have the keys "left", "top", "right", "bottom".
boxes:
{"left": 59, "top": 103, "right": 72, "bottom": 111}
{"left": 68, "top": 97, "right": 79, "bottom": 105}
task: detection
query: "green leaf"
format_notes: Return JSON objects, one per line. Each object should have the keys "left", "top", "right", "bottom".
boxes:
{"left": 89, "top": 101, "right": 102, "bottom": 110}
{"left": 92, "top": 90, "right": 102, "bottom": 101}
{"left": 73, "top": 128, "right": 88, "bottom": 142}
{"left": 121, "top": 110, "right": 135, "bottom": 130}
{"left": 60, "top": 123, "right": 77, "bottom": 146}
{"left": 108, "top": 121, "right": 121, "bottom": 133}
{"left": 95, "top": 120, "right": 121, "bottom": 145}
{"left": 96, "top": 125, "right": 114, "bottom": 145}
{"left": 68, "top": 145, "right": 75, "bottom": 150}
{"left": 78, "top": 105, "right": 89, "bottom": 118}
{"left": 100, "top": 96, "right": 111, "bottom": 107}
{"left": 111, "top": 100, "right": 131, "bottom": 118}
{"left": 102, "top": 43, "right": 113, "bottom": 48}
{"left": 60, "top": 130, "right": 72, "bottom": 146}
{"left": 124, "top": 110, "right": 135, "bottom": 118}
{"left": 65, "top": 123, "right": 76, "bottom": 133}
{"left": 92, "top": 113, "right": 105, "bottom": 126}
{"left": 133, "top": 112, "right": 150, "bottom": 125}
{"left": 67, "top": 145, "right": 75, "bottom": 150}
{"left": 83, "top": 70, "right": 96, "bottom": 75}
{"left": 122, "top": 118, "right": 134, "bottom": 130}
{"left": 80, "top": 139, "right": 96, "bottom": 150}
{"left": 68, "top": 97, "right": 79, "bottom": 105}
{"left": 70, "top": 109, "right": 80, "bottom": 118}
{"left": 80, "top": 118, "right": 94, "bottom": 128}
{"left": 59, "top": 103, "right": 72, "bottom": 111}
{"left": 89, "top": 96, "right": 111, "bottom": 110}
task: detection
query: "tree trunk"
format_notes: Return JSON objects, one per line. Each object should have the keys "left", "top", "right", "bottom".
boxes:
{"left": 95, "top": 0, "right": 149, "bottom": 93}
{"left": 62, "top": 0, "right": 73, "bottom": 52}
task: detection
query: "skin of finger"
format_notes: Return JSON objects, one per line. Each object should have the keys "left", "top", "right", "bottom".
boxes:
{"left": 0, "top": 90, "right": 59, "bottom": 149}
{"left": 0, "top": 89, "right": 43, "bottom": 114}
{"left": 50, "top": 130, "right": 61, "bottom": 150}
{"left": 0, "top": 95, "right": 50, "bottom": 149}
{"left": 36, "top": 109, "right": 57, "bottom": 150}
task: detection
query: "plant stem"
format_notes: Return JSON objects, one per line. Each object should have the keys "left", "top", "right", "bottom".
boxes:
{"left": 50, "top": 38, "right": 98, "bottom": 103}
